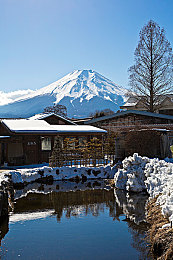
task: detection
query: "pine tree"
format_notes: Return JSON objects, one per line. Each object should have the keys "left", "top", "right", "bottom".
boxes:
{"left": 49, "top": 136, "right": 64, "bottom": 167}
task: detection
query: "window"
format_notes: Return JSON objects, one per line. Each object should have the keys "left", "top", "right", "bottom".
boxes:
{"left": 41, "top": 137, "right": 51, "bottom": 151}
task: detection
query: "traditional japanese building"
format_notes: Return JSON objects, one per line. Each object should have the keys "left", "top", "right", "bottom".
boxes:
{"left": 85, "top": 110, "right": 173, "bottom": 160}
{"left": 120, "top": 95, "right": 173, "bottom": 116}
{"left": 0, "top": 115, "right": 106, "bottom": 166}
{"left": 85, "top": 110, "right": 173, "bottom": 131}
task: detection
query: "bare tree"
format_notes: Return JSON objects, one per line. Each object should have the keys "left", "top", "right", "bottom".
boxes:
{"left": 44, "top": 104, "right": 67, "bottom": 118}
{"left": 90, "top": 108, "right": 114, "bottom": 118}
{"left": 128, "top": 20, "right": 173, "bottom": 112}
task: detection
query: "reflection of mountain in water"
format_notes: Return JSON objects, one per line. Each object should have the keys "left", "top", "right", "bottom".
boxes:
{"left": 0, "top": 182, "right": 151, "bottom": 259}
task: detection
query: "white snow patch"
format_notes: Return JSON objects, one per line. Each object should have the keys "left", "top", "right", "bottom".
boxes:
{"left": 2, "top": 119, "right": 106, "bottom": 133}
{"left": 0, "top": 172, "right": 10, "bottom": 185}
{"left": 0, "top": 164, "right": 117, "bottom": 187}
{"left": 3, "top": 119, "right": 56, "bottom": 133}
{"left": 114, "top": 153, "right": 173, "bottom": 225}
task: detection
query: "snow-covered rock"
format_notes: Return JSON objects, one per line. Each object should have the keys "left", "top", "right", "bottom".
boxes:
{"left": 0, "top": 164, "right": 116, "bottom": 186}
{"left": 0, "top": 70, "right": 128, "bottom": 118}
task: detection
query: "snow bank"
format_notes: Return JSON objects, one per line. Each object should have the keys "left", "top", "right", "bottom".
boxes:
{"left": 0, "top": 164, "right": 117, "bottom": 186}
{"left": 114, "top": 153, "right": 149, "bottom": 192}
{"left": 145, "top": 159, "right": 173, "bottom": 222}
{"left": 114, "top": 153, "right": 173, "bottom": 223}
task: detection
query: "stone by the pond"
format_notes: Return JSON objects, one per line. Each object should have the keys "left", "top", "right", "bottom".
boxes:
{"left": 0, "top": 191, "right": 8, "bottom": 219}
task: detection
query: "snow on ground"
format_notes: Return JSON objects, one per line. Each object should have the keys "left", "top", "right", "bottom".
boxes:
{"left": 114, "top": 153, "right": 173, "bottom": 224}
{"left": 114, "top": 153, "right": 149, "bottom": 192}
{"left": 1, "top": 164, "right": 117, "bottom": 186}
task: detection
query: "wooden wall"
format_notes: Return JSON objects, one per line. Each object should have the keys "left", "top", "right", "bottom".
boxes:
{"left": 90, "top": 114, "right": 173, "bottom": 131}
{"left": 0, "top": 133, "right": 103, "bottom": 166}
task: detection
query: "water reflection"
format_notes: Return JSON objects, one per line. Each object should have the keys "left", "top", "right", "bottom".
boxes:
{"left": 13, "top": 189, "right": 117, "bottom": 222}
{"left": 127, "top": 221, "right": 150, "bottom": 260}
{"left": 14, "top": 180, "right": 110, "bottom": 200}
{"left": 0, "top": 217, "right": 9, "bottom": 258}
{"left": 0, "top": 182, "right": 151, "bottom": 259}
{"left": 0, "top": 218, "right": 8, "bottom": 245}
{"left": 114, "top": 189, "right": 149, "bottom": 224}
{"left": 114, "top": 190, "right": 150, "bottom": 260}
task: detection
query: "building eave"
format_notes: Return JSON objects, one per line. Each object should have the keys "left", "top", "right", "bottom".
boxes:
{"left": 84, "top": 110, "right": 173, "bottom": 124}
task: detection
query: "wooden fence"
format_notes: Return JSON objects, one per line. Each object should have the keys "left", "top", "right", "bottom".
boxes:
{"left": 49, "top": 135, "right": 116, "bottom": 167}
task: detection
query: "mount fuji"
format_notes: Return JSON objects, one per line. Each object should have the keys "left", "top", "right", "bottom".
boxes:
{"left": 0, "top": 70, "right": 128, "bottom": 118}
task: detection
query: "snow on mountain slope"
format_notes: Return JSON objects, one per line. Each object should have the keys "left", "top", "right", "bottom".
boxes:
{"left": 0, "top": 70, "right": 128, "bottom": 118}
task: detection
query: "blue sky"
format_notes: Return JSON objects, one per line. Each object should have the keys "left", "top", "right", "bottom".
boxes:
{"left": 1, "top": 0, "right": 173, "bottom": 92}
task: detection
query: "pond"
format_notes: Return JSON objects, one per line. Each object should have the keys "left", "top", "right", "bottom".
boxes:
{"left": 0, "top": 181, "right": 151, "bottom": 260}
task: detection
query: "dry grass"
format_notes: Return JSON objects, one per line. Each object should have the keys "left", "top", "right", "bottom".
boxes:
{"left": 146, "top": 196, "right": 173, "bottom": 260}
{"left": 105, "top": 179, "right": 115, "bottom": 187}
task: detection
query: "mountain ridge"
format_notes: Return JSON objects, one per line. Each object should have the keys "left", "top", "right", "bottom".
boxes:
{"left": 0, "top": 70, "right": 128, "bottom": 118}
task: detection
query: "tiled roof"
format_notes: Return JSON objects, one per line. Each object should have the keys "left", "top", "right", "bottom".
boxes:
{"left": 85, "top": 110, "right": 173, "bottom": 124}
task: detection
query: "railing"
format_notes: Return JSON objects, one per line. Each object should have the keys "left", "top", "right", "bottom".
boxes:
{"left": 49, "top": 136, "right": 117, "bottom": 167}
{"left": 55, "top": 151, "right": 116, "bottom": 167}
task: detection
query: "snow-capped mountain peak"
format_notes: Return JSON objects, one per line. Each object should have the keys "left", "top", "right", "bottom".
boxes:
{"left": 0, "top": 70, "right": 128, "bottom": 118}
{"left": 34, "top": 69, "right": 127, "bottom": 102}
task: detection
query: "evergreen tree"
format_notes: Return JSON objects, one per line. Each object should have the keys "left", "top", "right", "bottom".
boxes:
{"left": 49, "top": 136, "right": 64, "bottom": 167}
